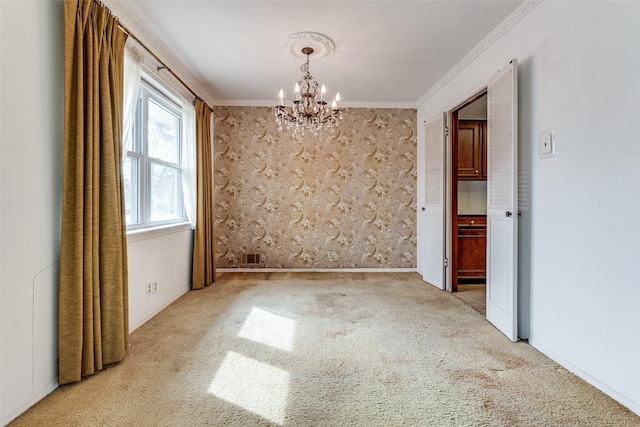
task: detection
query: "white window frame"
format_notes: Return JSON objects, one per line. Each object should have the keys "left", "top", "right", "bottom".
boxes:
{"left": 126, "top": 77, "right": 187, "bottom": 231}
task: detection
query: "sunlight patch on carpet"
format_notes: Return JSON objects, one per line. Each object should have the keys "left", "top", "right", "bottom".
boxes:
{"left": 207, "top": 351, "right": 289, "bottom": 425}
{"left": 238, "top": 306, "right": 296, "bottom": 352}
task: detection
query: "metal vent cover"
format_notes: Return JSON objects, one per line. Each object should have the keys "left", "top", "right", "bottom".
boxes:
{"left": 240, "top": 252, "right": 265, "bottom": 267}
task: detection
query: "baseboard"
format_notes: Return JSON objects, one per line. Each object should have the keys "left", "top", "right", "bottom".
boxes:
{"left": 216, "top": 268, "right": 418, "bottom": 273}
{"left": 528, "top": 338, "right": 640, "bottom": 416}
{"left": 2, "top": 379, "right": 58, "bottom": 426}
{"left": 129, "top": 284, "right": 191, "bottom": 333}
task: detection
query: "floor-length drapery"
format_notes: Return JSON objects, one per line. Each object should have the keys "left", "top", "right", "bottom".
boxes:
{"left": 192, "top": 101, "right": 215, "bottom": 289}
{"left": 59, "top": 0, "right": 129, "bottom": 385}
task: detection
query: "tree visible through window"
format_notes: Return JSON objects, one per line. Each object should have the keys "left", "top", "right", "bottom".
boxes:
{"left": 124, "top": 79, "right": 185, "bottom": 228}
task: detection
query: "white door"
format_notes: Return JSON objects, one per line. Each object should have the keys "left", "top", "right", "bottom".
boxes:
{"left": 486, "top": 60, "right": 518, "bottom": 341}
{"left": 423, "top": 113, "right": 447, "bottom": 290}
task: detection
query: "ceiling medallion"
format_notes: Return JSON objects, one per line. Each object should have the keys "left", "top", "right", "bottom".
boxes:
{"left": 282, "top": 32, "right": 335, "bottom": 60}
{"left": 275, "top": 42, "right": 342, "bottom": 135}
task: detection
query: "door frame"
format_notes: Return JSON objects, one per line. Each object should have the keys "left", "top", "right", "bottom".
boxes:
{"left": 451, "top": 108, "right": 460, "bottom": 293}
{"left": 449, "top": 91, "right": 487, "bottom": 293}
{"left": 444, "top": 87, "right": 489, "bottom": 293}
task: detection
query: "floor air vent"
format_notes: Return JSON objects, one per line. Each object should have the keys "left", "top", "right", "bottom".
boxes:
{"left": 240, "top": 252, "right": 265, "bottom": 267}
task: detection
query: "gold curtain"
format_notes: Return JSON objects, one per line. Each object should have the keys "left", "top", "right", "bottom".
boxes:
{"left": 192, "top": 101, "right": 216, "bottom": 289}
{"left": 59, "top": 0, "right": 129, "bottom": 385}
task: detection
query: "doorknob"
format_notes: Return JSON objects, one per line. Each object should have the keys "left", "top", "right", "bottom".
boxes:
{"left": 505, "top": 211, "right": 513, "bottom": 217}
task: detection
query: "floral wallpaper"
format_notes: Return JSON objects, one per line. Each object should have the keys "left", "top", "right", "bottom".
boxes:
{"left": 213, "top": 106, "right": 417, "bottom": 269}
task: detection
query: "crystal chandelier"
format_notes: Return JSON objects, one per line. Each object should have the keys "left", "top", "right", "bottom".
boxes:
{"left": 275, "top": 47, "right": 342, "bottom": 134}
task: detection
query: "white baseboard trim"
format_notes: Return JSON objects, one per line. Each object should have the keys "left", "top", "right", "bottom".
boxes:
{"left": 216, "top": 268, "right": 418, "bottom": 273}
{"left": 129, "top": 285, "right": 191, "bottom": 333}
{"left": 528, "top": 338, "right": 640, "bottom": 416}
{"left": 2, "top": 379, "right": 58, "bottom": 426}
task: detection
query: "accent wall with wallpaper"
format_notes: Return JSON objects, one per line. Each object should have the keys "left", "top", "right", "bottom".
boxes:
{"left": 213, "top": 107, "right": 417, "bottom": 269}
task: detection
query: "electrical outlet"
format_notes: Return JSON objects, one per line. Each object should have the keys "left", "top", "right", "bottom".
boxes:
{"left": 153, "top": 281, "right": 158, "bottom": 294}
{"left": 146, "top": 282, "right": 153, "bottom": 297}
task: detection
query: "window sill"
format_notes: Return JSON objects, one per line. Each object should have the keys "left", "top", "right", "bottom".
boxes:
{"left": 126, "top": 222, "right": 192, "bottom": 243}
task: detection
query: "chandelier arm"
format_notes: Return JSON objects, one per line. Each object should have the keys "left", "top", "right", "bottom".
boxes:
{"left": 275, "top": 106, "right": 298, "bottom": 122}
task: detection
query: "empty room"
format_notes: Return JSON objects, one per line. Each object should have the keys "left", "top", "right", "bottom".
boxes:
{"left": 1, "top": 0, "right": 639, "bottom": 425}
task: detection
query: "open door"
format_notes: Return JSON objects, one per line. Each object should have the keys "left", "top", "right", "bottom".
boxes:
{"left": 486, "top": 60, "right": 518, "bottom": 341}
{"left": 423, "top": 113, "right": 447, "bottom": 290}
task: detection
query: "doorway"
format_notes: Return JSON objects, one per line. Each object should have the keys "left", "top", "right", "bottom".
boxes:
{"left": 451, "top": 92, "right": 487, "bottom": 314}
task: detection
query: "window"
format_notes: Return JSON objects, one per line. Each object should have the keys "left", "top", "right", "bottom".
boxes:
{"left": 124, "top": 79, "right": 186, "bottom": 229}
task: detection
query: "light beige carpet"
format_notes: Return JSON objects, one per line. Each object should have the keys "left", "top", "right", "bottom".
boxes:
{"left": 10, "top": 272, "right": 639, "bottom": 426}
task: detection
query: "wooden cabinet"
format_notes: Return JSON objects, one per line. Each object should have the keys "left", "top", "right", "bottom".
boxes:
{"left": 458, "top": 120, "right": 487, "bottom": 180}
{"left": 457, "top": 215, "right": 486, "bottom": 282}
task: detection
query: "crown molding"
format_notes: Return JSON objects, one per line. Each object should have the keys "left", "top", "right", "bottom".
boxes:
{"left": 416, "top": 0, "right": 542, "bottom": 108}
{"left": 103, "top": 0, "right": 218, "bottom": 107}
{"left": 213, "top": 99, "right": 416, "bottom": 110}
{"left": 213, "top": 100, "right": 281, "bottom": 108}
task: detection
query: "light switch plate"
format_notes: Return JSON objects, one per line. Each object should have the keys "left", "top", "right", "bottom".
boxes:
{"left": 538, "top": 128, "right": 555, "bottom": 159}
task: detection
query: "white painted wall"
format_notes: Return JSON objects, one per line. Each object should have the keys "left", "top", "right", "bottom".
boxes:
{"left": 417, "top": 1, "right": 640, "bottom": 414}
{"left": 127, "top": 228, "right": 193, "bottom": 332}
{"left": 1, "top": 1, "right": 63, "bottom": 422}
{"left": 0, "top": 2, "right": 194, "bottom": 424}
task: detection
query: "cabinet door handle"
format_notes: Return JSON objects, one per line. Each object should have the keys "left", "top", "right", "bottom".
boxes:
{"left": 475, "top": 170, "right": 479, "bottom": 174}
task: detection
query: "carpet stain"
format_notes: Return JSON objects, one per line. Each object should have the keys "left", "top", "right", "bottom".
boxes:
{"left": 326, "top": 329, "right": 350, "bottom": 339}
{"left": 316, "top": 292, "right": 348, "bottom": 305}
{"left": 449, "top": 368, "right": 498, "bottom": 388}
{"left": 484, "top": 346, "right": 528, "bottom": 370}
{"left": 380, "top": 372, "right": 403, "bottom": 386}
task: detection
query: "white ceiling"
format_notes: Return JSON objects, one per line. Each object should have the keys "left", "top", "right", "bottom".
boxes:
{"left": 122, "top": 1, "right": 523, "bottom": 107}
